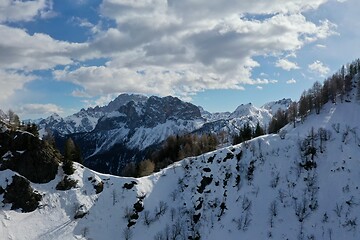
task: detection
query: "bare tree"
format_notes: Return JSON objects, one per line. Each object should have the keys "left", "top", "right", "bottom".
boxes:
{"left": 122, "top": 227, "right": 133, "bottom": 240}
{"left": 269, "top": 200, "right": 278, "bottom": 228}
{"left": 288, "top": 102, "right": 298, "bottom": 128}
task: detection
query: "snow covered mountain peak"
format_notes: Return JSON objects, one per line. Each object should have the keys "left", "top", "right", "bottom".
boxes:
{"left": 228, "top": 102, "right": 272, "bottom": 126}
{"left": 229, "top": 103, "right": 255, "bottom": 118}
{"left": 96, "top": 95, "right": 202, "bottom": 130}
{"left": 98, "top": 93, "right": 148, "bottom": 113}
{"left": 38, "top": 93, "right": 148, "bottom": 136}
{"left": 261, "top": 98, "right": 292, "bottom": 115}
{"left": 48, "top": 112, "right": 62, "bottom": 121}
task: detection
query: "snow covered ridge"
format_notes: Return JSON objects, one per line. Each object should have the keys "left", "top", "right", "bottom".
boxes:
{"left": 2, "top": 97, "right": 360, "bottom": 239}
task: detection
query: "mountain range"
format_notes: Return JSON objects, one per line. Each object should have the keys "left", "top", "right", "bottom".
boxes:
{"left": 37, "top": 95, "right": 291, "bottom": 175}
{"left": 1, "top": 73, "right": 360, "bottom": 239}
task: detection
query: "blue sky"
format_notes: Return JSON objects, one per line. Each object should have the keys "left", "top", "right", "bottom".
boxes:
{"left": 0, "top": 0, "right": 359, "bottom": 119}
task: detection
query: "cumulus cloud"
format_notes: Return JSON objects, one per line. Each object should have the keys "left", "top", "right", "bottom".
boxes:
{"left": 0, "top": 24, "right": 91, "bottom": 71}
{"left": 56, "top": 0, "right": 335, "bottom": 99}
{"left": 0, "top": 0, "right": 53, "bottom": 23}
{"left": 286, "top": 78, "right": 297, "bottom": 84}
{"left": 1, "top": 0, "right": 339, "bottom": 103}
{"left": 276, "top": 59, "right": 300, "bottom": 71}
{"left": 308, "top": 60, "right": 330, "bottom": 76}
{"left": 53, "top": 64, "right": 246, "bottom": 100}
{"left": 17, "top": 103, "right": 64, "bottom": 117}
{"left": 0, "top": 70, "right": 35, "bottom": 102}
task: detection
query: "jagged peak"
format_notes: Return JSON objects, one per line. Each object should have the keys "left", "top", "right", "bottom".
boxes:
{"left": 230, "top": 102, "right": 262, "bottom": 118}
{"left": 47, "top": 113, "right": 63, "bottom": 121}
{"left": 261, "top": 98, "right": 292, "bottom": 115}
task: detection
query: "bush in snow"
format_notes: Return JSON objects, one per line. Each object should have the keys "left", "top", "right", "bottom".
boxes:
{"left": 3, "top": 175, "right": 42, "bottom": 212}
{"left": 56, "top": 176, "right": 78, "bottom": 190}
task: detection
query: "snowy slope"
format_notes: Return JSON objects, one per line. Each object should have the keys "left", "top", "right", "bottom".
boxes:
{"left": 2, "top": 98, "right": 360, "bottom": 239}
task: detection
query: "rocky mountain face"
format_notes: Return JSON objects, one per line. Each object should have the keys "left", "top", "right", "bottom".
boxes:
{"left": 38, "top": 94, "right": 147, "bottom": 136}
{"left": 72, "top": 96, "right": 204, "bottom": 175}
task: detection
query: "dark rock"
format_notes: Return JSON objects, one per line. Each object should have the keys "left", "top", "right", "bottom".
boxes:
{"left": 123, "top": 181, "right": 137, "bottom": 190}
{"left": 133, "top": 201, "right": 144, "bottom": 212}
{"left": 197, "top": 175, "right": 213, "bottom": 193}
{"left": 94, "top": 181, "right": 104, "bottom": 194}
{"left": 223, "top": 152, "right": 234, "bottom": 162}
{"left": 74, "top": 205, "right": 88, "bottom": 219}
{"left": 203, "top": 167, "right": 211, "bottom": 172}
{"left": 193, "top": 213, "right": 201, "bottom": 224}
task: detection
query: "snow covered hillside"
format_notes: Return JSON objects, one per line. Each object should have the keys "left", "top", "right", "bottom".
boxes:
{"left": 2, "top": 96, "right": 360, "bottom": 239}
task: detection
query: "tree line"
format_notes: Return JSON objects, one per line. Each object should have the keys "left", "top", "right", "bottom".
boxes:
{"left": 232, "top": 122, "right": 265, "bottom": 145}
{"left": 122, "top": 133, "right": 218, "bottom": 177}
{"left": 268, "top": 58, "right": 360, "bottom": 134}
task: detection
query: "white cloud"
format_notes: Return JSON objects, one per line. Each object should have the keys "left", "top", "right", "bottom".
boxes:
{"left": 0, "top": 24, "right": 89, "bottom": 71}
{"left": 0, "top": 0, "right": 53, "bottom": 23}
{"left": 17, "top": 103, "right": 64, "bottom": 116}
{"left": 286, "top": 78, "right": 297, "bottom": 84}
{"left": 0, "top": 0, "right": 340, "bottom": 104}
{"left": 276, "top": 59, "right": 300, "bottom": 71}
{"left": 82, "top": 94, "right": 123, "bottom": 108}
{"left": 256, "top": 86, "right": 263, "bottom": 90}
{"left": 53, "top": 65, "right": 246, "bottom": 100}
{"left": 308, "top": 60, "right": 330, "bottom": 76}
{"left": 59, "top": 3, "right": 336, "bottom": 99}
{"left": 0, "top": 70, "right": 35, "bottom": 102}
{"left": 251, "top": 79, "right": 278, "bottom": 85}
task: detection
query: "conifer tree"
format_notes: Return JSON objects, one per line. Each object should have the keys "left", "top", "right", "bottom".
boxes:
{"left": 254, "top": 122, "right": 264, "bottom": 138}
{"left": 298, "top": 92, "right": 308, "bottom": 122}
{"left": 63, "top": 138, "right": 77, "bottom": 175}
{"left": 288, "top": 102, "right": 298, "bottom": 128}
